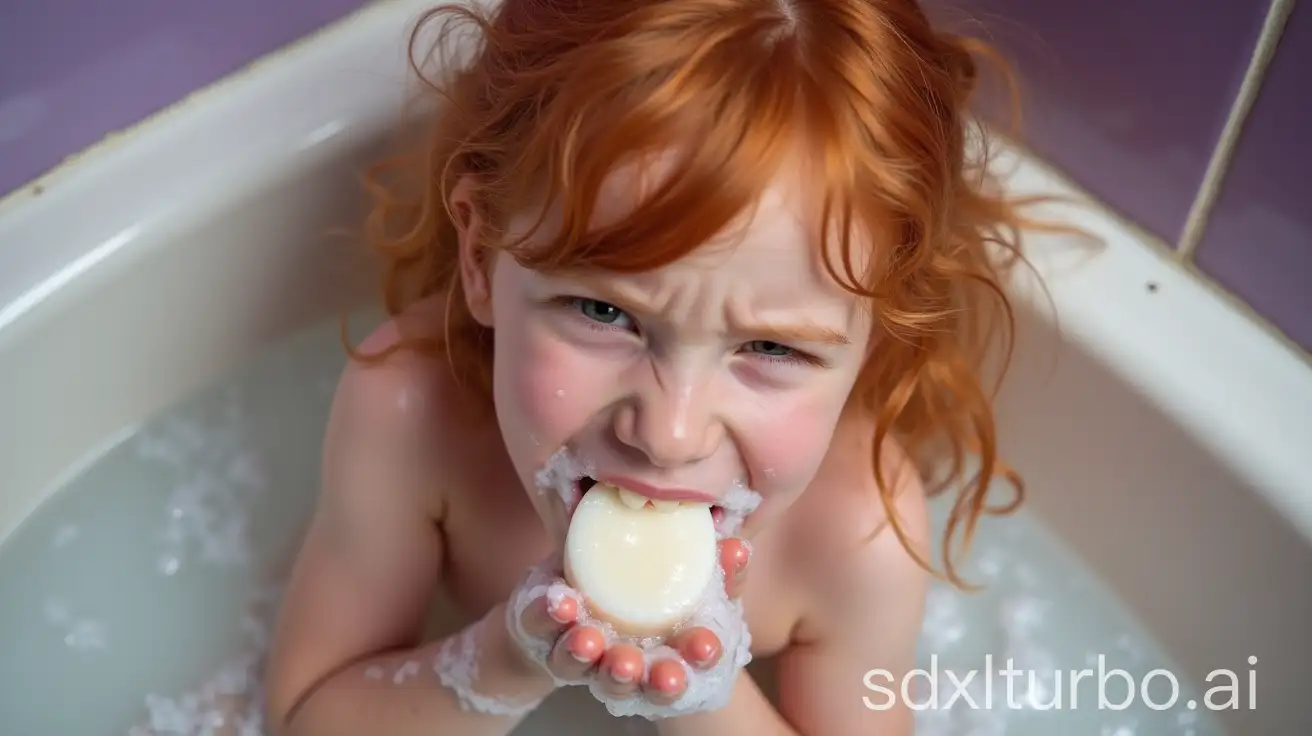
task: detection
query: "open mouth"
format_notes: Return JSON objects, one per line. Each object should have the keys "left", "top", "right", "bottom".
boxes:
{"left": 572, "top": 476, "right": 727, "bottom": 527}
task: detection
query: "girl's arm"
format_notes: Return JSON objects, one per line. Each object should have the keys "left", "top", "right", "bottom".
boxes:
{"left": 263, "top": 339, "right": 554, "bottom": 736}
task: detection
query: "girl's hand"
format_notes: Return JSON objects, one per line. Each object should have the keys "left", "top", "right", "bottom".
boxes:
{"left": 508, "top": 537, "right": 751, "bottom": 707}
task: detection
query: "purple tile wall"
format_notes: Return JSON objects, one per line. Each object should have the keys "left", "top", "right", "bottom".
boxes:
{"left": 1194, "top": 3, "right": 1312, "bottom": 353}
{"left": 1, "top": 1, "right": 1307, "bottom": 351}
{"left": 929, "top": 0, "right": 1268, "bottom": 245}
{"left": 0, "top": 0, "right": 370, "bottom": 196}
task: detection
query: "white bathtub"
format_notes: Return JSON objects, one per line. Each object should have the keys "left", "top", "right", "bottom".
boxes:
{"left": 1, "top": 1, "right": 1309, "bottom": 733}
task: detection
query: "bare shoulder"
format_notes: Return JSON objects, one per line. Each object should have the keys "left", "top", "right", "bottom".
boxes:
{"left": 325, "top": 301, "right": 479, "bottom": 515}
{"left": 791, "top": 418, "right": 932, "bottom": 633}
{"left": 267, "top": 301, "right": 475, "bottom": 723}
{"left": 332, "top": 303, "right": 452, "bottom": 440}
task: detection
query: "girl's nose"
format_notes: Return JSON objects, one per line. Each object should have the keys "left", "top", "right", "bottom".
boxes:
{"left": 614, "top": 381, "right": 723, "bottom": 469}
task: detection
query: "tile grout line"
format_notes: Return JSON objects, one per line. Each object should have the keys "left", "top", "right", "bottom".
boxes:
{"left": 1176, "top": 0, "right": 1298, "bottom": 262}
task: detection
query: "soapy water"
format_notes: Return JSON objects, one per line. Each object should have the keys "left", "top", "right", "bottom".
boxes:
{"left": 0, "top": 312, "right": 1225, "bottom": 735}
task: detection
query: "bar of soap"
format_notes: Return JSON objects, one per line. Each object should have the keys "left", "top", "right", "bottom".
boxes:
{"left": 564, "top": 483, "right": 718, "bottom": 636}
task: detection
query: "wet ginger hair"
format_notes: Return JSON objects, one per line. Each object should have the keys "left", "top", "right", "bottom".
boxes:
{"left": 359, "top": 0, "right": 1035, "bottom": 588}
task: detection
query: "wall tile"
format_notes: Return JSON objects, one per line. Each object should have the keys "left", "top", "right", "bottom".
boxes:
{"left": 929, "top": 0, "right": 1268, "bottom": 244}
{"left": 0, "top": 0, "right": 370, "bottom": 197}
{"left": 1194, "top": 3, "right": 1312, "bottom": 353}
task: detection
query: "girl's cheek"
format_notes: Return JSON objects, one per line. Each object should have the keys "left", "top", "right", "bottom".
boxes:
{"left": 741, "top": 396, "right": 836, "bottom": 494}
{"left": 509, "top": 332, "right": 608, "bottom": 439}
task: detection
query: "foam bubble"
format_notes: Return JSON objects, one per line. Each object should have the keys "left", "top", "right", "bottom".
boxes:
{"left": 533, "top": 447, "right": 594, "bottom": 509}
{"left": 158, "top": 555, "right": 182, "bottom": 576}
{"left": 434, "top": 614, "right": 545, "bottom": 716}
{"left": 133, "top": 396, "right": 269, "bottom": 577}
{"left": 42, "top": 600, "right": 107, "bottom": 651}
{"left": 138, "top": 584, "right": 281, "bottom": 735}
{"left": 715, "top": 482, "right": 761, "bottom": 537}
{"left": 393, "top": 660, "right": 421, "bottom": 684}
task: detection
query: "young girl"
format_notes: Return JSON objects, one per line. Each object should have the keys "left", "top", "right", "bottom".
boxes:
{"left": 264, "top": 0, "right": 1029, "bottom": 733}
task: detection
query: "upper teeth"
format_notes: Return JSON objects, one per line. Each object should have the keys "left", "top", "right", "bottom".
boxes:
{"left": 611, "top": 485, "right": 689, "bottom": 513}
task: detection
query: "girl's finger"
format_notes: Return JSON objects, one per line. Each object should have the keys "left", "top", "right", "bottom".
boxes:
{"left": 548, "top": 624, "right": 605, "bottom": 680}
{"left": 596, "top": 643, "right": 645, "bottom": 698}
{"left": 718, "top": 538, "right": 751, "bottom": 599}
{"left": 642, "top": 658, "right": 687, "bottom": 706}
{"left": 669, "top": 626, "right": 722, "bottom": 671}
{"left": 518, "top": 591, "right": 579, "bottom": 641}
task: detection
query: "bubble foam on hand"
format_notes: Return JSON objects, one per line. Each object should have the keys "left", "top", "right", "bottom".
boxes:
{"left": 433, "top": 612, "right": 546, "bottom": 717}
{"left": 517, "top": 450, "right": 760, "bottom": 719}
{"left": 507, "top": 541, "right": 752, "bottom": 718}
{"left": 507, "top": 557, "right": 751, "bottom": 719}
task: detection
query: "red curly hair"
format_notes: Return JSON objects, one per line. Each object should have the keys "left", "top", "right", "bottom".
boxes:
{"left": 356, "top": 0, "right": 1038, "bottom": 588}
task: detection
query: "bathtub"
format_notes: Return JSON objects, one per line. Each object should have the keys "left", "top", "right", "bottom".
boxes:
{"left": 1, "top": 0, "right": 1309, "bottom": 733}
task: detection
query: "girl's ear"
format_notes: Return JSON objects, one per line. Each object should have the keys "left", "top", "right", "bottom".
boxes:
{"left": 452, "top": 176, "right": 495, "bottom": 327}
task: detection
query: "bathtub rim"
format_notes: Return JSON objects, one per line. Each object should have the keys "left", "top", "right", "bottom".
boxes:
{"left": 0, "top": 0, "right": 1309, "bottom": 545}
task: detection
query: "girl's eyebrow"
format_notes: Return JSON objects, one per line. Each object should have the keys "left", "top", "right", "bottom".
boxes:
{"left": 570, "top": 277, "right": 851, "bottom": 346}
{"left": 742, "top": 323, "right": 850, "bottom": 346}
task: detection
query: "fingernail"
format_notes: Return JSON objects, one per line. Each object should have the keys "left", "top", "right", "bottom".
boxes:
{"left": 695, "top": 642, "right": 717, "bottom": 662}
{"left": 611, "top": 668, "right": 635, "bottom": 683}
{"left": 547, "top": 592, "right": 575, "bottom": 623}
{"left": 656, "top": 674, "right": 681, "bottom": 693}
{"left": 571, "top": 650, "right": 593, "bottom": 663}
{"left": 736, "top": 541, "right": 753, "bottom": 572}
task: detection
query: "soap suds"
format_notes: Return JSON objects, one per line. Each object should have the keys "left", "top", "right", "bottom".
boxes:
{"left": 137, "top": 585, "right": 280, "bottom": 735}
{"left": 713, "top": 481, "right": 761, "bottom": 537}
{"left": 533, "top": 447, "right": 595, "bottom": 509}
{"left": 434, "top": 614, "right": 546, "bottom": 716}
{"left": 134, "top": 402, "right": 269, "bottom": 577}
{"left": 392, "top": 660, "right": 421, "bottom": 684}
{"left": 911, "top": 538, "right": 1208, "bottom": 736}
{"left": 42, "top": 599, "right": 107, "bottom": 651}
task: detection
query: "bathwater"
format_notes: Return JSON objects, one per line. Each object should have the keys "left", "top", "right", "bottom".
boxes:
{"left": 0, "top": 312, "right": 1225, "bottom": 735}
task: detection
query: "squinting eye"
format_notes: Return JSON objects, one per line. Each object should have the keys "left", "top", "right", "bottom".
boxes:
{"left": 577, "top": 298, "right": 630, "bottom": 326}
{"left": 746, "top": 340, "right": 793, "bottom": 356}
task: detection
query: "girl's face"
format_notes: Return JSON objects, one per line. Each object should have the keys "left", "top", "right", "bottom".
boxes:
{"left": 457, "top": 159, "right": 874, "bottom": 541}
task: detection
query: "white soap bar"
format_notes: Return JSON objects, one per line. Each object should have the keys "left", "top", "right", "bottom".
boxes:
{"left": 564, "top": 483, "right": 718, "bottom": 636}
